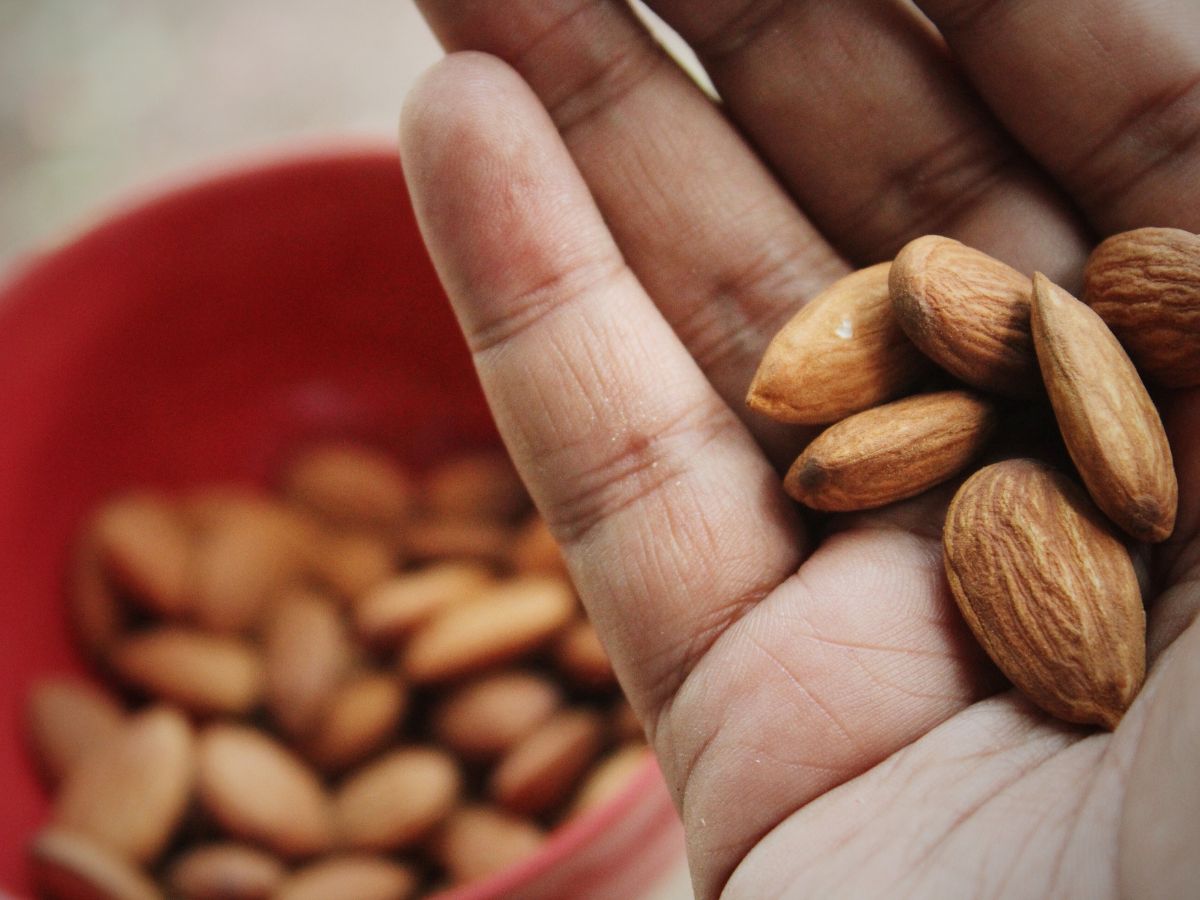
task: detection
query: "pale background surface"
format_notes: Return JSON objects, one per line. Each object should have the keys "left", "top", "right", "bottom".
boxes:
{"left": 1, "top": 1, "right": 695, "bottom": 896}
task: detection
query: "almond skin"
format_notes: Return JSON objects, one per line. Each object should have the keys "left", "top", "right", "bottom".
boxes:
{"left": 54, "top": 707, "right": 195, "bottom": 864}
{"left": 490, "top": 709, "right": 605, "bottom": 816}
{"left": 1031, "top": 274, "right": 1177, "bottom": 542}
{"left": 422, "top": 452, "right": 530, "bottom": 523}
{"left": 355, "top": 562, "right": 493, "bottom": 647}
{"left": 196, "top": 724, "right": 335, "bottom": 860}
{"left": 335, "top": 747, "right": 461, "bottom": 852}
{"left": 280, "top": 442, "right": 415, "bottom": 531}
{"left": 110, "top": 627, "right": 264, "bottom": 717}
{"left": 432, "top": 671, "right": 564, "bottom": 762}
{"left": 890, "top": 235, "right": 1040, "bottom": 396}
{"left": 784, "top": 390, "right": 997, "bottom": 511}
{"left": 568, "top": 743, "right": 651, "bottom": 816}
{"left": 510, "top": 515, "right": 568, "bottom": 577}
{"left": 552, "top": 621, "right": 617, "bottom": 689}
{"left": 1083, "top": 226, "right": 1200, "bottom": 388}
{"left": 304, "top": 672, "right": 408, "bottom": 773}
{"left": 275, "top": 856, "right": 417, "bottom": 900}
{"left": 31, "top": 827, "right": 163, "bottom": 900}
{"left": 748, "top": 262, "right": 930, "bottom": 424}
{"left": 166, "top": 843, "right": 286, "bottom": 900}
{"left": 432, "top": 806, "right": 545, "bottom": 885}
{"left": 943, "top": 459, "right": 1146, "bottom": 729}
{"left": 92, "top": 492, "right": 192, "bottom": 618}
{"left": 27, "top": 678, "right": 125, "bottom": 785}
{"left": 69, "top": 536, "right": 126, "bottom": 659}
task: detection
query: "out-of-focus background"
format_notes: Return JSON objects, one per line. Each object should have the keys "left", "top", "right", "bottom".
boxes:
{"left": 1, "top": 1, "right": 697, "bottom": 896}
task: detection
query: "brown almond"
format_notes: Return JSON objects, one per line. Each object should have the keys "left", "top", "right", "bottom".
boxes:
{"left": 402, "top": 576, "right": 576, "bottom": 683}
{"left": 305, "top": 671, "right": 408, "bottom": 772}
{"left": 166, "top": 843, "right": 285, "bottom": 900}
{"left": 354, "top": 562, "right": 493, "bottom": 646}
{"left": 610, "top": 699, "right": 645, "bottom": 743}
{"left": 275, "top": 856, "right": 417, "bottom": 900}
{"left": 110, "top": 627, "right": 263, "bottom": 716}
{"left": 569, "top": 743, "right": 651, "bottom": 816}
{"left": 422, "top": 452, "right": 529, "bottom": 522}
{"left": 510, "top": 515, "right": 567, "bottom": 577}
{"left": 196, "top": 724, "right": 334, "bottom": 859}
{"left": 313, "top": 531, "right": 397, "bottom": 601}
{"left": 27, "top": 678, "right": 124, "bottom": 785}
{"left": 490, "top": 709, "right": 605, "bottom": 816}
{"left": 433, "top": 806, "right": 545, "bottom": 885}
{"left": 890, "top": 235, "right": 1040, "bottom": 396}
{"left": 92, "top": 492, "right": 192, "bottom": 618}
{"left": 402, "top": 516, "right": 513, "bottom": 566}
{"left": 69, "top": 536, "right": 125, "bottom": 659}
{"left": 280, "top": 442, "right": 414, "bottom": 530}
{"left": 54, "top": 707, "right": 195, "bottom": 864}
{"left": 552, "top": 621, "right": 616, "bottom": 689}
{"left": 783, "top": 390, "right": 997, "bottom": 511}
{"left": 31, "top": 827, "right": 163, "bottom": 900}
{"left": 1083, "top": 226, "right": 1200, "bottom": 388}
{"left": 264, "top": 591, "right": 353, "bottom": 739}
{"left": 747, "top": 262, "right": 931, "bottom": 424}
{"left": 335, "top": 747, "right": 461, "bottom": 852}
{"left": 1031, "top": 274, "right": 1177, "bottom": 542}
{"left": 432, "top": 671, "right": 564, "bottom": 762}
{"left": 944, "top": 459, "right": 1146, "bottom": 729}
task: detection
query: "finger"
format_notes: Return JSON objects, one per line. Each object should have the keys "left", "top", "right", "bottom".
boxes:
{"left": 400, "top": 50, "right": 803, "bottom": 730}
{"left": 918, "top": 0, "right": 1200, "bottom": 234}
{"left": 415, "top": 0, "right": 847, "bottom": 456}
{"left": 644, "top": 0, "right": 1090, "bottom": 279}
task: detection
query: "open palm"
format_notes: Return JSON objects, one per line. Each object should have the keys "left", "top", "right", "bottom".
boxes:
{"left": 400, "top": 2, "right": 1200, "bottom": 897}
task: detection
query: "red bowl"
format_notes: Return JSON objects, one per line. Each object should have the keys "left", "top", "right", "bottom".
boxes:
{"left": 0, "top": 145, "right": 684, "bottom": 898}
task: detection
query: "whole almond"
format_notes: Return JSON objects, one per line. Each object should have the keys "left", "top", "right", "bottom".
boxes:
{"left": 355, "top": 562, "right": 493, "bottom": 647}
{"left": 31, "top": 827, "right": 163, "bottom": 900}
{"left": 402, "top": 576, "right": 576, "bottom": 683}
{"left": 275, "top": 856, "right": 417, "bottom": 900}
{"left": 196, "top": 724, "right": 335, "bottom": 859}
{"left": 313, "top": 531, "right": 396, "bottom": 600}
{"left": 510, "top": 515, "right": 567, "bottom": 577}
{"left": 432, "top": 671, "right": 564, "bottom": 761}
{"left": 433, "top": 806, "right": 545, "bottom": 885}
{"left": 110, "top": 627, "right": 263, "bottom": 717}
{"left": 166, "top": 843, "right": 285, "bottom": 900}
{"left": 305, "top": 671, "right": 408, "bottom": 772}
{"left": 402, "top": 516, "right": 513, "bottom": 566}
{"left": 569, "top": 743, "right": 651, "bottom": 816}
{"left": 1031, "top": 274, "right": 1177, "bottom": 542}
{"left": 747, "top": 262, "right": 930, "bottom": 424}
{"left": 422, "top": 452, "right": 530, "bottom": 522}
{"left": 552, "top": 621, "right": 616, "bottom": 689}
{"left": 490, "top": 709, "right": 605, "bottom": 816}
{"left": 783, "top": 390, "right": 997, "bottom": 511}
{"left": 27, "top": 677, "right": 124, "bottom": 785}
{"left": 944, "top": 459, "right": 1146, "bottom": 729}
{"left": 92, "top": 493, "right": 193, "bottom": 618}
{"left": 335, "top": 747, "right": 461, "bottom": 852}
{"left": 54, "top": 707, "right": 195, "bottom": 864}
{"left": 890, "top": 235, "right": 1040, "bottom": 396}
{"left": 264, "top": 591, "right": 353, "bottom": 739}
{"left": 280, "top": 442, "right": 414, "bottom": 531}
{"left": 1083, "top": 226, "right": 1200, "bottom": 388}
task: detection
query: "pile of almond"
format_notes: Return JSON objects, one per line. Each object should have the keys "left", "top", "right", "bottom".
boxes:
{"left": 26, "top": 444, "right": 648, "bottom": 899}
{"left": 749, "top": 227, "right": 1200, "bottom": 731}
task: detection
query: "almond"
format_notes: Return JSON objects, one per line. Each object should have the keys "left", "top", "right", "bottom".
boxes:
{"left": 313, "top": 531, "right": 397, "bottom": 600}
{"left": 280, "top": 442, "right": 415, "bottom": 531}
{"left": 510, "top": 515, "right": 567, "bottom": 577}
{"left": 422, "top": 452, "right": 530, "bottom": 522}
{"left": 402, "top": 576, "right": 576, "bottom": 683}
{"left": 166, "top": 843, "right": 285, "bottom": 900}
{"left": 1031, "top": 274, "right": 1177, "bottom": 542}
{"left": 747, "top": 262, "right": 930, "bottom": 424}
{"left": 568, "top": 742, "right": 651, "bottom": 816}
{"left": 196, "top": 724, "right": 334, "bottom": 859}
{"left": 610, "top": 699, "right": 645, "bottom": 743}
{"left": 335, "top": 747, "right": 461, "bottom": 852}
{"left": 275, "top": 856, "right": 417, "bottom": 900}
{"left": 354, "top": 562, "right": 493, "bottom": 647}
{"left": 402, "top": 516, "right": 512, "bottom": 566}
{"left": 263, "top": 591, "right": 353, "bottom": 739}
{"left": 31, "top": 827, "right": 163, "bottom": 900}
{"left": 432, "top": 806, "right": 545, "bottom": 885}
{"left": 27, "top": 677, "right": 124, "bottom": 785}
{"left": 890, "top": 235, "right": 1040, "bottom": 396}
{"left": 54, "top": 706, "right": 195, "bottom": 864}
{"left": 490, "top": 709, "right": 605, "bottom": 816}
{"left": 552, "top": 621, "right": 616, "bottom": 689}
{"left": 305, "top": 671, "right": 408, "bottom": 773}
{"left": 92, "top": 492, "right": 192, "bottom": 618}
{"left": 110, "top": 627, "right": 263, "bottom": 717}
{"left": 431, "top": 670, "right": 563, "bottom": 762}
{"left": 69, "top": 536, "right": 126, "bottom": 659}
{"left": 1083, "top": 226, "right": 1200, "bottom": 388}
{"left": 783, "top": 390, "right": 997, "bottom": 511}
{"left": 943, "top": 459, "right": 1145, "bottom": 729}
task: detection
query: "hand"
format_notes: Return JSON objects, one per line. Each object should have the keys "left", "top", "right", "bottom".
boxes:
{"left": 399, "top": 3, "right": 1200, "bottom": 897}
